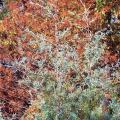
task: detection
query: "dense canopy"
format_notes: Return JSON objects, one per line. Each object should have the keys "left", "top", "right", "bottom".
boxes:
{"left": 0, "top": 0, "right": 120, "bottom": 120}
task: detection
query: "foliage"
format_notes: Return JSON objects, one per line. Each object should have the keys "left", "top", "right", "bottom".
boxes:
{"left": 0, "top": 0, "right": 120, "bottom": 120}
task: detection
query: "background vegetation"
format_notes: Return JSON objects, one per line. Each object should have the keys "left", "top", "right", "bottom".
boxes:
{"left": 0, "top": 0, "right": 120, "bottom": 120}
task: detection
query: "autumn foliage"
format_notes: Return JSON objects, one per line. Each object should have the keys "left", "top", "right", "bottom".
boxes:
{"left": 0, "top": 0, "right": 120, "bottom": 119}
